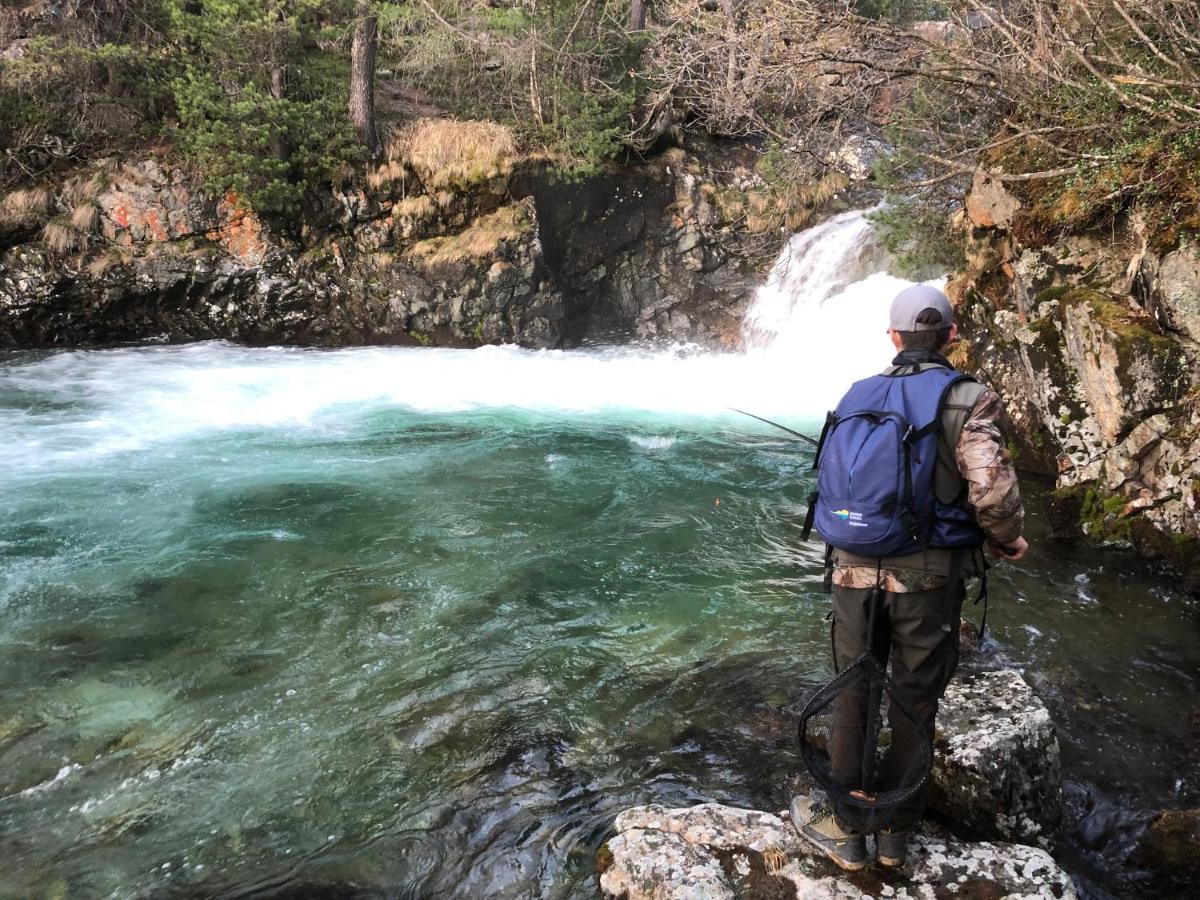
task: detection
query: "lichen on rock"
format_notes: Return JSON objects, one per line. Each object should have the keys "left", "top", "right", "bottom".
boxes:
{"left": 599, "top": 803, "right": 1078, "bottom": 900}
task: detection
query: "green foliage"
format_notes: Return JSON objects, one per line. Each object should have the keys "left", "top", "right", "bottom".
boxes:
{"left": 483, "top": 7, "right": 531, "bottom": 35}
{"left": 1, "top": 22, "right": 173, "bottom": 184}
{"left": 1, "top": 0, "right": 361, "bottom": 210}
{"left": 385, "top": 0, "right": 645, "bottom": 174}
{"left": 542, "top": 80, "right": 641, "bottom": 177}
{"left": 868, "top": 195, "right": 964, "bottom": 280}
{"left": 165, "top": 0, "right": 360, "bottom": 216}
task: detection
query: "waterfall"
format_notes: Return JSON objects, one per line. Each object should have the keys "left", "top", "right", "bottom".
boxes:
{"left": 741, "top": 207, "right": 937, "bottom": 388}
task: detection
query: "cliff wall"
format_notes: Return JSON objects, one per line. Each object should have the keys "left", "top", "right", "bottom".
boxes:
{"left": 949, "top": 174, "right": 1200, "bottom": 585}
{"left": 0, "top": 130, "right": 800, "bottom": 352}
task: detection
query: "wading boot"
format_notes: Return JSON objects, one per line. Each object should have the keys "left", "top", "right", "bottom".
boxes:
{"left": 789, "top": 794, "right": 867, "bottom": 872}
{"left": 876, "top": 828, "right": 909, "bottom": 868}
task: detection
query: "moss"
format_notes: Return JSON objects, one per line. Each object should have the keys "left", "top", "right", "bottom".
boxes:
{"left": 1079, "top": 488, "right": 1133, "bottom": 543}
{"left": 407, "top": 329, "right": 432, "bottom": 346}
{"left": 1033, "top": 284, "right": 1073, "bottom": 305}
{"left": 407, "top": 204, "right": 530, "bottom": 268}
{"left": 472, "top": 320, "right": 485, "bottom": 344}
{"left": 595, "top": 843, "right": 614, "bottom": 875}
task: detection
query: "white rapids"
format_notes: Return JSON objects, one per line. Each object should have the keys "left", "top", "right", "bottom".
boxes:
{"left": 0, "top": 209, "right": 941, "bottom": 473}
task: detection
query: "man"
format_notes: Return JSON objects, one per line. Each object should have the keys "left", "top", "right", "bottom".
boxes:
{"left": 791, "top": 284, "right": 1027, "bottom": 871}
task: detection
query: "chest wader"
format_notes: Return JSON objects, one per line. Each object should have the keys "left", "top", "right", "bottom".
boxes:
{"left": 797, "top": 555, "right": 972, "bottom": 835}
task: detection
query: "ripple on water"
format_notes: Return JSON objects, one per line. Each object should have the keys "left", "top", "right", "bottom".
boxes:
{"left": 1, "top": 345, "right": 1197, "bottom": 898}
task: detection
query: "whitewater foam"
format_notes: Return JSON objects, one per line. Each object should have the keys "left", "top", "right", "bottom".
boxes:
{"left": 0, "top": 209, "right": 936, "bottom": 471}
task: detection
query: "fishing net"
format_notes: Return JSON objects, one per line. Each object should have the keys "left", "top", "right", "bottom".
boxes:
{"left": 797, "top": 597, "right": 934, "bottom": 834}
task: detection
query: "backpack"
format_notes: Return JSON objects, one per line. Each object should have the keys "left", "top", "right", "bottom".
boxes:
{"left": 800, "top": 364, "right": 978, "bottom": 557}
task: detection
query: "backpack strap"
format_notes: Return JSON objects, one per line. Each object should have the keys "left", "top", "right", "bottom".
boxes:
{"left": 810, "top": 410, "right": 838, "bottom": 472}
{"left": 800, "top": 411, "right": 839, "bottom": 542}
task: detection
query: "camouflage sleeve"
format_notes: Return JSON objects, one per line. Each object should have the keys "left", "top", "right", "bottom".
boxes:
{"left": 955, "top": 388, "right": 1025, "bottom": 545}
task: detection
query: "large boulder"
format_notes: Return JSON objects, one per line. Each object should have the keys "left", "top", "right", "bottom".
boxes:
{"left": 932, "top": 669, "right": 1063, "bottom": 846}
{"left": 599, "top": 803, "right": 1078, "bottom": 900}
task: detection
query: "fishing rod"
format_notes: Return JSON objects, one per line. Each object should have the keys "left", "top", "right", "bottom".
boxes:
{"left": 728, "top": 407, "right": 819, "bottom": 448}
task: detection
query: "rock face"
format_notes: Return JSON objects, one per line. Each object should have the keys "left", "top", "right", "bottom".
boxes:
{"left": 949, "top": 178, "right": 1200, "bottom": 584}
{"left": 599, "top": 803, "right": 1078, "bottom": 900}
{"left": 0, "top": 128, "right": 795, "bottom": 351}
{"left": 932, "top": 670, "right": 1062, "bottom": 846}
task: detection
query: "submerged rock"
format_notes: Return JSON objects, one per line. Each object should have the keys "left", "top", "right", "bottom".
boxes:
{"left": 599, "top": 803, "right": 1078, "bottom": 899}
{"left": 1133, "top": 808, "right": 1200, "bottom": 876}
{"left": 932, "top": 669, "right": 1063, "bottom": 846}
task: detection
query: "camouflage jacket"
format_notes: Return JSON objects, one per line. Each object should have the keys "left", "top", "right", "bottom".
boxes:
{"left": 830, "top": 376, "right": 1025, "bottom": 594}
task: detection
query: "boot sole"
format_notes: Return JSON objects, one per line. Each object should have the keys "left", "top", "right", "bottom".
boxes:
{"left": 793, "top": 825, "right": 868, "bottom": 872}
{"left": 877, "top": 855, "right": 904, "bottom": 868}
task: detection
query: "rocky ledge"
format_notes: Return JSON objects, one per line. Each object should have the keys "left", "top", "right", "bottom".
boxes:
{"left": 949, "top": 173, "right": 1200, "bottom": 585}
{"left": 599, "top": 804, "right": 1077, "bottom": 900}
{"left": 600, "top": 666, "right": 1070, "bottom": 898}
{"left": 0, "top": 122, "right": 873, "bottom": 351}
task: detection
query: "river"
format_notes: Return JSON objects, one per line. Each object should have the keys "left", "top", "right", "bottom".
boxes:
{"left": 1, "top": 213, "right": 1196, "bottom": 898}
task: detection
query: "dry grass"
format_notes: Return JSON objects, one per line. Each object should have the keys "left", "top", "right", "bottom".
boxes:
{"left": 761, "top": 845, "right": 788, "bottom": 875}
{"left": 85, "top": 248, "right": 130, "bottom": 278}
{"left": 394, "top": 195, "right": 435, "bottom": 220}
{"left": 367, "top": 160, "right": 407, "bottom": 191}
{"left": 42, "top": 220, "right": 86, "bottom": 253}
{"left": 63, "top": 171, "right": 107, "bottom": 206}
{"left": 742, "top": 171, "right": 851, "bottom": 234}
{"left": 385, "top": 118, "right": 517, "bottom": 191}
{"left": 407, "top": 203, "right": 529, "bottom": 267}
{"left": 70, "top": 202, "right": 99, "bottom": 233}
{"left": 1, "top": 187, "right": 54, "bottom": 226}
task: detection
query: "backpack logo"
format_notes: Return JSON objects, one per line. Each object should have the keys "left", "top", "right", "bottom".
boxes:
{"left": 833, "top": 508, "right": 851, "bottom": 520}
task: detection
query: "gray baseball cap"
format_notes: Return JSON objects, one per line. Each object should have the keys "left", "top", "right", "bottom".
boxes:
{"left": 889, "top": 284, "right": 954, "bottom": 332}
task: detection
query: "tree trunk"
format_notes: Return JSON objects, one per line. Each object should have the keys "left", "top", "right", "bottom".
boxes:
{"left": 626, "top": 0, "right": 648, "bottom": 31}
{"left": 350, "top": 10, "right": 380, "bottom": 157}
{"left": 269, "top": 64, "right": 289, "bottom": 161}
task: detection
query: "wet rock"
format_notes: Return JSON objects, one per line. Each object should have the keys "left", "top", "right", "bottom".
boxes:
{"left": 932, "top": 670, "right": 1063, "bottom": 846}
{"left": 599, "top": 803, "right": 1078, "bottom": 899}
{"left": 825, "top": 135, "right": 885, "bottom": 182}
{"left": 1133, "top": 808, "right": 1200, "bottom": 876}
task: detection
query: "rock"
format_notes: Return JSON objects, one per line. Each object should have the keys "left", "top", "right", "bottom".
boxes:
{"left": 932, "top": 670, "right": 1063, "bottom": 846}
{"left": 1151, "top": 242, "right": 1200, "bottom": 345}
{"left": 1, "top": 134, "right": 774, "bottom": 351}
{"left": 825, "top": 135, "right": 885, "bottom": 182}
{"left": 949, "top": 189, "right": 1200, "bottom": 580}
{"left": 1133, "top": 808, "right": 1200, "bottom": 875}
{"left": 599, "top": 803, "right": 1078, "bottom": 899}
{"left": 965, "top": 170, "right": 1021, "bottom": 230}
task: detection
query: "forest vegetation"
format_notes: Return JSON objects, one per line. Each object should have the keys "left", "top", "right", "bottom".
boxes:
{"left": 2, "top": 1, "right": 1199, "bottom": 265}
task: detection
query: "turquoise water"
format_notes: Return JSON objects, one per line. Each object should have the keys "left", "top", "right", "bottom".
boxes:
{"left": 1, "top": 343, "right": 1196, "bottom": 898}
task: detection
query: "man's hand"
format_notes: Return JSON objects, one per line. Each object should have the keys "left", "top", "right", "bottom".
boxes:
{"left": 990, "top": 536, "right": 1028, "bottom": 561}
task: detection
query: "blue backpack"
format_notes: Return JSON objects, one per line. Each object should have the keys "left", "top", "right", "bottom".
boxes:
{"left": 800, "top": 364, "right": 982, "bottom": 557}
